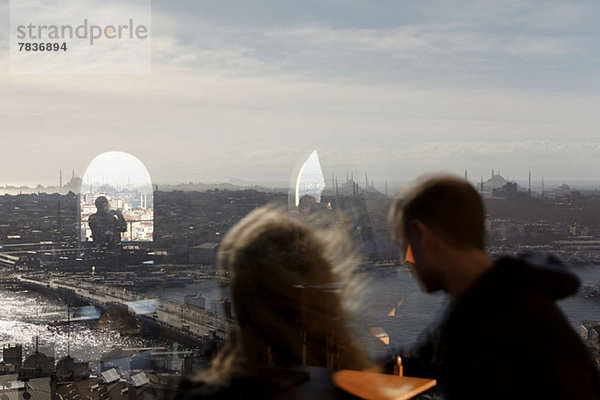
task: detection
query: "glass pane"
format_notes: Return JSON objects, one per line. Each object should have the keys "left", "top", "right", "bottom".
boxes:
{"left": 2, "top": 2, "right": 599, "bottom": 398}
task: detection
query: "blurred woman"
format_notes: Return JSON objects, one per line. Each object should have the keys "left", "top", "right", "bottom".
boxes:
{"left": 179, "top": 205, "right": 370, "bottom": 398}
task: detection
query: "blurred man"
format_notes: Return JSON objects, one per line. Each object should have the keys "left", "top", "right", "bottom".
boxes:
{"left": 88, "top": 196, "right": 127, "bottom": 247}
{"left": 389, "top": 174, "right": 600, "bottom": 399}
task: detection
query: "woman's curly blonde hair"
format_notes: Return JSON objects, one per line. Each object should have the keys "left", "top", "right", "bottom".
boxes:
{"left": 207, "top": 204, "right": 370, "bottom": 381}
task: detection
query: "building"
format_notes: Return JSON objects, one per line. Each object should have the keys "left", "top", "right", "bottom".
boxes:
{"left": 3, "top": 345, "right": 22, "bottom": 370}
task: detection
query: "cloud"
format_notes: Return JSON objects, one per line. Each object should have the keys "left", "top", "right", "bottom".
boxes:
{"left": 402, "top": 140, "right": 600, "bottom": 158}
{"left": 314, "top": 139, "right": 600, "bottom": 185}
{"left": 5, "top": 0, "right": 596, "bottom": 84}
{"left": 144, "top": 1, "right": 598, "bottom": 92}
{"left": 0, "top": 0, "right": 599, "bottom": 185}
{"left": 267, "top": 23, "right": 574, "bottom": 59}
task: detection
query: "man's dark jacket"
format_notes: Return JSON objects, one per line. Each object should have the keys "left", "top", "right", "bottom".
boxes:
{"left": 402, "top": 253, "right": 600, "bottom": 399}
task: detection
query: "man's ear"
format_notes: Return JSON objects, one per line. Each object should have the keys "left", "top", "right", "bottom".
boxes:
{"left": 413, "top": 220, "right": 435, "bottom": 246}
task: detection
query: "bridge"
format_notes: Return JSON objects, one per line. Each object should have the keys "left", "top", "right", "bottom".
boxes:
{"left": 16, "top": 274, "right": 235, "bottom": 341}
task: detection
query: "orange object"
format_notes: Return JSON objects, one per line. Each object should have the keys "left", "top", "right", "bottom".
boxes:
{"left": 333, "top": 369, "right": 436, "bottom": 400}
{"left": 404, "top": 244, "right": 415, "bottom": 264}
{"left": 394, "top": 355, "right": 403, "bottom": 377}
{"left": 370, "top": 327, "right": 390, "bottom": 346}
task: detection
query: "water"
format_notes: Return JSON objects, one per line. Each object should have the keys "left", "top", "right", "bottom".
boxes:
{"left": 0, "top": 290, "right": 148, "bottom": 363}
{"left": 138, "top": 265, "right": 600, "bottom": 357}
{"left": 351, "top": 269, "right": 447, "bottom": 355}
{"left": 148, "top": 265, "right": 600, "bottom": 358}
{"left": 2, "top": 265, "right": 599, "bottom": 363}
{"left": 353, "top": 265, "right": 600, "bottom": 356}
{"left": 559, "top": 265, "right": 600, "bottom": 328}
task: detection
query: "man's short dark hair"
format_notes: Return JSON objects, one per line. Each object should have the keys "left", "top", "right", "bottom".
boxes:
{"left": 95, "top": 196, "right": 109, "bottom": 209}
{"left": 391, "top": 175, "right": 486, "bottom": 249}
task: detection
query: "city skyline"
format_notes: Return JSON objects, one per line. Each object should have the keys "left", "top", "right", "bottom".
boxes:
{"left": 4, "top": 167, "right": 600, "bottom": 194}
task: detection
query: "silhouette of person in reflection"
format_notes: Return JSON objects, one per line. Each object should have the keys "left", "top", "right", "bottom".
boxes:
{"left": 297, "top": 194, "right": 318, "bottom": 216}
{"left": 388, "top": 174, "right": 600, "bottom": 399}
{"left": 178, "top": 206, "right": 370, "bottom": 399}
{"left": 88, "top": 196, "right": 127, "bottom": 247}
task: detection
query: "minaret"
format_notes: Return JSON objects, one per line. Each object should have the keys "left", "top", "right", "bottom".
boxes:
{"left": 59, "top": 169, "right": 63, "bottom": 188}
{"left": 335, "top": 176, "right": 339, "bottom": 196}
{"left": 528, "top": 170, "right": 531, "bottom": 196}
{"left": 464, "top": 169, "right": 468, "bottom": 181}
{"left": 480, "top": 177, "right": 484, "bottom": 193}
{"left": 542, "top": 177, "right": 545, "bottom": 198}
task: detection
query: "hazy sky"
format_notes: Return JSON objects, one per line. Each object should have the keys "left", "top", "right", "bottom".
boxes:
{"left": 81, "top": 151, "right": 153, "bottom": 188}
{"left": 1, "top": 0, "right": 599, "bottom": 187}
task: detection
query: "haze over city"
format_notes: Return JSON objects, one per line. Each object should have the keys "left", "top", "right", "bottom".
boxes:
{"left": 1, "top": 0, "right": 599, "bottom": 187}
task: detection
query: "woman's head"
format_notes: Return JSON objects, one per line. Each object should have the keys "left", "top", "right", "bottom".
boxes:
{"left": 215, "top": 205, "right": 368, "bottom": 370}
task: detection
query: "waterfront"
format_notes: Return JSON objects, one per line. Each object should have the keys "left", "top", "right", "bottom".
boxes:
{"left": 4, "top": 264, "right": 596, "bottom": 364}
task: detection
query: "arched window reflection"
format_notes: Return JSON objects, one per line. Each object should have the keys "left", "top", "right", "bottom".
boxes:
{"left": 80, "top": 151, "right": 153, "bottom": 243}
{"left": 293, "top": 150, "right": 326, "bottom": 208}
